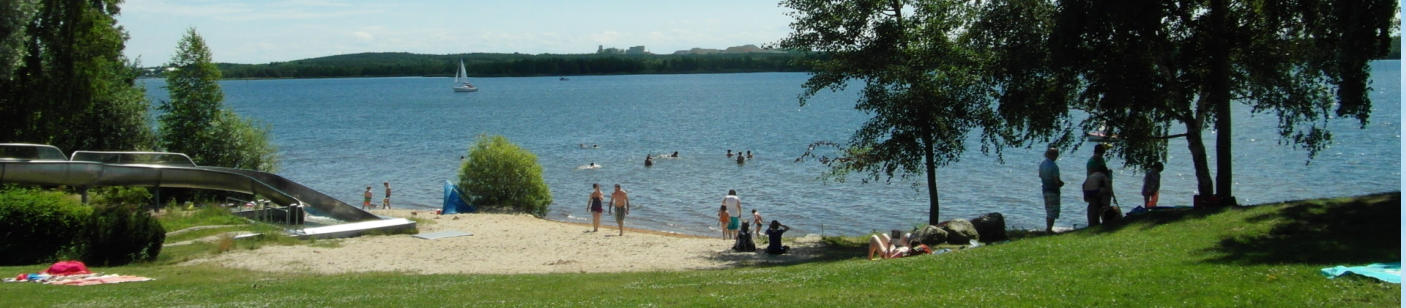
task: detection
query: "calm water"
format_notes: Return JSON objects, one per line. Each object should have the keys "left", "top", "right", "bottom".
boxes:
{"left": 139, "top": 61, "right": 1401, "bottom": 236}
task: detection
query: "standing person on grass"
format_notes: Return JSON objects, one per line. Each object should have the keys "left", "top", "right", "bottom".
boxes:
{"left": 1038, "top": 148, "right": 1064, "bottom": 233}
{"left": 608, "top": 184, "right": 631, "bottom": 236}
{"left": 587, "top": 183, "right": 605, "bottom": 232}
{"left": 722, "top": 190, "right": 742, "bottom": 239}
{"left": 1143, "top": 162, "right": 1162, "bottom": 208}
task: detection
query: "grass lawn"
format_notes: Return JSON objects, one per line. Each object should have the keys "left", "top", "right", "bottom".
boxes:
{"left": 1, "top": 193, "right": 1398, "bottom": 306}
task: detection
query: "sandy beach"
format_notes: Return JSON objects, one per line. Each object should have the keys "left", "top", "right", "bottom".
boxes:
{"left": 183, "top": 209, "right": 825, "bottom": 275}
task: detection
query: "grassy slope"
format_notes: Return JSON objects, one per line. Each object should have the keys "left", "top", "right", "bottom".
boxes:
{"left": 1, "top": 193, "right": 1398, "bottom": 306}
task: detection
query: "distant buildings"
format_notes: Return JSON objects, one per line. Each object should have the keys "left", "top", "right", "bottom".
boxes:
{"left": 596, "top": 45, "right": 650, "bottom": 55}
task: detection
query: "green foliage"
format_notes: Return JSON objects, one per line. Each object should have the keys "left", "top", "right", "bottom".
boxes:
{"left": 780, "top": 0, "right": 1000, "bottom": 224}
{"left": 207, "top": 52, "right": 806, "bottom": 79}
{"left": 81, "top": 202, "right": 165, "bottom": 266}
{"left": 158, "top": 28, "right": 278, "bottom": 171}
{"left": 0, "top": 0, "right": 155, "bottom": 152}
{"left": 973, "top": 0, "right": 1396, "bottom": 198}
{"left": 159, "top": 204, "right": 249, "bottom": 232}
{"left": 457, "top": 135, "right": 552, "bottom": 216}
{"left": 0, "top": 187, "right": 91, "bottom": 265}
{"left": 0, "top": 0, "right": 37, "bottom": 80}
{"left": 93, "top": 186, "right": 152, "bottom": 206}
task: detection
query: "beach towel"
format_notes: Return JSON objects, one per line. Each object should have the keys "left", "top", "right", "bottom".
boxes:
{"left": 1321, "top": 263, "right": 1401, "bottom": 284}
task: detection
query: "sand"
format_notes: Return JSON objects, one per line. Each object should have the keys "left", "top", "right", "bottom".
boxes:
{"left": 182, "top": 209, "right": 823, "bottom": 275}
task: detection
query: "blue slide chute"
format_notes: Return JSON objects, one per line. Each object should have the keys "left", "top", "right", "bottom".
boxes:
{"left": 441, "top": 180, "right": 474, "bottom": 214}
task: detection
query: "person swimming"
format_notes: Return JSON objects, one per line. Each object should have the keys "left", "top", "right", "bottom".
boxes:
{"left": 645, "top": 155, "right": 654, "bottom": 167}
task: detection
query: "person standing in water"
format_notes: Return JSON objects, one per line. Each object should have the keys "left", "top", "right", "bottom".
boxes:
{"left": 586, "top": 183, "right": 605, "bottom": 232}
{"left": 608, "top": 184, "right": 631, "bottom": 236}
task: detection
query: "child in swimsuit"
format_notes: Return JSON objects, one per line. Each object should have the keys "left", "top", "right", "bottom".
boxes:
{"left": 719, "top": 205, "right": 730, "bottom": 239}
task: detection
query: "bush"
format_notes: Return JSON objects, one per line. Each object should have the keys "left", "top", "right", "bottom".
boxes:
{"left": 0, "top": 187, "right": 91, "bottom": 265}
{"left": 81, "top": 202, "right": 166, "bottom": 266}
{"left": 457, "top": 135, "right": 552, "bottom": 216}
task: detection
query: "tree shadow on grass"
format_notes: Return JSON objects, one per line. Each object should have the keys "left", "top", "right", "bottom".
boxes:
{"left": 703, "top": 235, "right": 868, "bottom": 268}
{"left": 1201, "top": 192, "right": 1400, "bottom": 265}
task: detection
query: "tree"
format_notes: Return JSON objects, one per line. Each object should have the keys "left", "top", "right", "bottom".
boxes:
{"left": 0, "top": 0, "right": 38, "bottom": 80}
{"left": 975, "top": 0, "right": 1396, "bottom": 205}
{"left": 0, "top": 0, "right": 154, "bottom": 152}
{"left": 158, "top": 28, "right": 278, "bottom": 171}
{"left": 457, "top": 135, "right": 552, "bottom": 216}
{"left": 780, "top": 0, "right": 1001, "bottom": 225}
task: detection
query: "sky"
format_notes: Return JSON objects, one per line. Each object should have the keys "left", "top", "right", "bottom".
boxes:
{"left": 117, "top": 0, "right": 796, "bottom": 64}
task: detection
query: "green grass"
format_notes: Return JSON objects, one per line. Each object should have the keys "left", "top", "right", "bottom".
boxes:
{"left": 2, "top": 193, "right": 1398, "bottom": 306}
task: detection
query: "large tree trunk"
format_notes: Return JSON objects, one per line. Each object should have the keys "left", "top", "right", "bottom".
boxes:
{"left": 923, "top": 135, "right": 940, "bottom": 225}
{"left": 1209, "top": 0, "right": 1234, "bottom": 205}
{"left": 1185, "top": 119, "right": 1214, "bottom": 197}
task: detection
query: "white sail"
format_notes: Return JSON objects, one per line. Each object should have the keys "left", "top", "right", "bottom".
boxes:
{"left": 453, "top": 59, "right": 478, "bottom": 92}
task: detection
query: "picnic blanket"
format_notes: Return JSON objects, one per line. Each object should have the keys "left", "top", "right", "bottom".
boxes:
{"left": 7, "top": 273, "right": 153, "bottom": 286}
{"left": 4, "top": 260, "right": 153, "bottom": 286}
{"left": 1321, "top": 263, "right": 1401, "bottom": 284}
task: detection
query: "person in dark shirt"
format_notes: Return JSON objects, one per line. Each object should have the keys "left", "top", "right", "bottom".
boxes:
{"left": 733, "top": 222, "right": 757, "bottom": 252}
{"left": 764, "top": 220, "right": 791, "bottom": 254}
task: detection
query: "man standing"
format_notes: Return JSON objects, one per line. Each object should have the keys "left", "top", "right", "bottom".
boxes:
{"left": 382, "top": 182, "right": 392, "bottom": 209}
{"left": 1038, "top": 148, "right": 1064, "bottom": 233}
{"left": 362, "top": 186, "right": 373, "bottom": 210}
{"left": 722, "top": 190, "right": 742, "bottom": 239}
{"left": 609, "top": 184, "right": 631, "bottom": 236}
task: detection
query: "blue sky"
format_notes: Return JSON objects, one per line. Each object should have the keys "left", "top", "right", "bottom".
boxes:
{"left": 118, "top": 0, "right": 795, "bottom": 64}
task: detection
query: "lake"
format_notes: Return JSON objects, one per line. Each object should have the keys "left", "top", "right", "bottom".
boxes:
{"left": 139, "top": 61, "right": 1401, "bottom": 236}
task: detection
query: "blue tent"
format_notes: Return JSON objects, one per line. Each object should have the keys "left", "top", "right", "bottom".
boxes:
{"left": 442, "top": 180, "right": 474, "bottom": 214}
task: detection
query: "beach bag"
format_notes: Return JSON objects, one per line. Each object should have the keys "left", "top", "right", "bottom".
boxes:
{"left": 43, "top": 260, "right": 91, "bottom": 275}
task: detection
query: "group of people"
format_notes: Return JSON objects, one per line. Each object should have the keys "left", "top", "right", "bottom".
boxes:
{"left": 362, "top": 182, "right": 392, "bottom": 210}
{"left": 725, "top": 149, "right": 754, "bottom": 164}
{"left": 585, "top": 183, "right": 632, "bottom": 236}
{"left": 643, "top": 151, "right": 679, "bottom": 167}
{"left": 717, "top": 190, "right": 791, "bottom": 254}
{"left": 1039, "top": 143, "right": 1163, "bottom": 232}
{"left": 867, "top": 230, "right": 933, "bottom": 260}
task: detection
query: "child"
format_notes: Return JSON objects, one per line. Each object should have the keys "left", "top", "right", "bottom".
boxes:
{"left": 751, "top": 209, "right": 764, "bottom": 239}
{"left": 718, "top": 205, "right": 731, "bottom": 239}
{"left": 1143, "top": 162, "right": 1162, "bottom": 208}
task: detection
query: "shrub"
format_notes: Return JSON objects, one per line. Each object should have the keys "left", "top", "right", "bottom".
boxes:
{"left": 81, "top": 202, "right": 166, "bottom": 266}
{"left": 457, "top": 135, "right": 552, "bottom": 216}
{"left": 0, "top": 187, "right": 91, "bottom": 265}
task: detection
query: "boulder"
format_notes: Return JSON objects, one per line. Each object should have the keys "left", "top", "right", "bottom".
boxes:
{"left": 910, "top": 225, "right": 948, "bottom": 246}
{"left": 970, "top": 212, "right": 1008, "bottom": 242}
{"left": 938, "top": 219, "right": 979, "bottom": 244}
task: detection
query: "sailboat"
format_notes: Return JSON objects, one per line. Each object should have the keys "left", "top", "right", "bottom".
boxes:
{"left": 452, "top": 59, "right": 478, "bottom": 92}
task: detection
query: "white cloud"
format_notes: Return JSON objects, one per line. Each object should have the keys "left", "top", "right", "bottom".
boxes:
{"left": 353, "top": 31, "right": 374, "bottom": 41}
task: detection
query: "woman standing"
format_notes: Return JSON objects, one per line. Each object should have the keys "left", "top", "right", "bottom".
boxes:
{"left": 587, "top": 183, "right": 605, "bottom": 232}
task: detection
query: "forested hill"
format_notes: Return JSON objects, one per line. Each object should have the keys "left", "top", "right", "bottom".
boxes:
{"left": 210, "top": 52, "right": 808, "bottom": 79}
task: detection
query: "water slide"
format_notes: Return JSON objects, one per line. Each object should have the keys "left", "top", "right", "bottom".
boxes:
{"left": 0, "top": 144, "right": 379, "bottom": 223}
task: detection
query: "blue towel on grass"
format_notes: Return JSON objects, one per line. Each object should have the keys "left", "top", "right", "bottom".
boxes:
{"left": 1321, "top": 263, "right": 1400, "bottom": 284}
